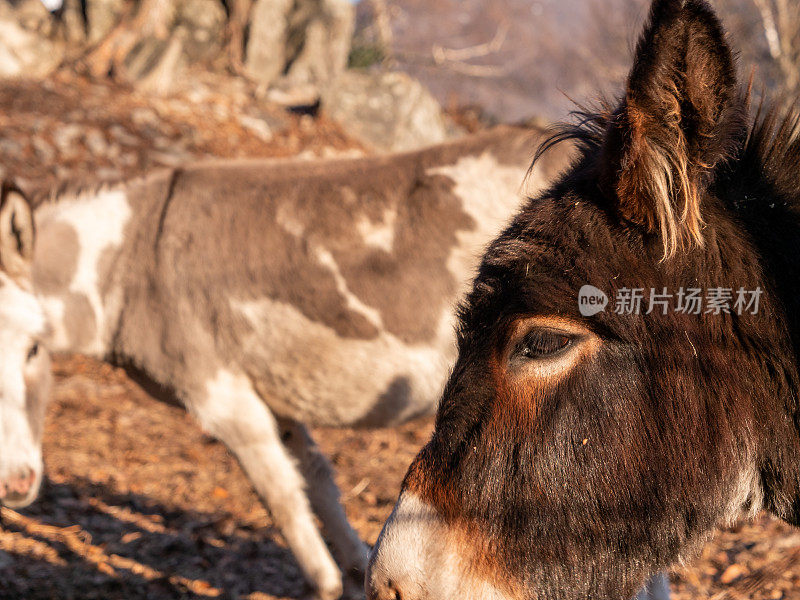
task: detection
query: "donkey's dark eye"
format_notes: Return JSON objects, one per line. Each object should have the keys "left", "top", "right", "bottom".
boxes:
{"left": 515, "top": 330, "right": 572, "bottom": 359}
{"left": 26, "top": 343, "right": 39, "bottom": 362}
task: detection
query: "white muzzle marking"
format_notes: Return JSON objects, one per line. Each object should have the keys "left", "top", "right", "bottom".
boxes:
{"left": 367, "top": 492, "right": 515, "bottom": 600}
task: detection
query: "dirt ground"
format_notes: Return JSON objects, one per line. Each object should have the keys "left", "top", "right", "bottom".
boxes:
{"left": 0, "top": 358, "right": 798, "bottom": 600}
{"left": 0, "top": 75, "right": 798, "bottom": 599}
{"left": 0, "top": 355, "right": 428, "bottom": 600}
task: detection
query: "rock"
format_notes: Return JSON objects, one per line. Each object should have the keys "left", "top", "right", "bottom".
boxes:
{"left": 119, "top": 152, "right": 138, "bottom": 167}
{"left": 109, "top": 125, "right": 140, "bottom": 147}
{"left": 238, "top": 115, "right": 273, "bottom": 143}
{"left": 322, "top": 70, "right": 450, "bottom": 153}
{"left": 266, "top": 81, "right": 321, "bottom": 109}
{"left": 131, "top": 108, "right": 160, "bottom": 128}
{"left": 85, "top": 128, "right": 110, "bottom": 156}
{"left": 53, "top": 123, "right": 84, "bottom": 157}
{"left": 32, "top": 136, "right": 55, "bottom": 163}
{"left": 0, "top": 3, "right": 63, "bottom": 78}
{"left": 211, "top": 102, "right": 230, "bottom": 120}
{"left": 150, "top": 149, "right": 192, "bottom": 167}
{"left": 0, "top": 138, "right": 24, "bottom": 158}
{"left": 14, "top": 0, "right": 55, "bottom": 35}
{"left": 719, "top": 564, "right": 747, "bottom": 584}
{"left": 95, "top": 167, "right": 122, "bottom": 180}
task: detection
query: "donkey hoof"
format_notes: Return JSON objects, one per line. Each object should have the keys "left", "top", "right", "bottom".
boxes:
{"left": 312, "top": 576, "right": 344, "bottom": 600}
{"left": 343, "top": 545, "right": 369, "bottom": 589}
{"left": 342, "top": 568, "right": 367, "bottom": 600}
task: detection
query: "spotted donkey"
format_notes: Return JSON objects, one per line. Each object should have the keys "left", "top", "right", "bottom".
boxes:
{"left": 0, "top": 183, "right": 51, "bottom": 509}
{"left": 368, "top": 1, "right": 800, "bottom": 599}
{"left": 0, "top": 127, "right": 590, "bottom": 598}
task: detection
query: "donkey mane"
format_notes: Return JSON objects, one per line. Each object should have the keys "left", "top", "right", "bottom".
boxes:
{"left": 531, "top": 99, "right": 617, "bottom": 170}
{"left": 534, "top": 95, "right": 800, "bottom": 212}
{"left": 27, "top": 176, "right": 142, "bottom": 210}
{"left": 737, "top": 103, "right": 800, "bottom": 200}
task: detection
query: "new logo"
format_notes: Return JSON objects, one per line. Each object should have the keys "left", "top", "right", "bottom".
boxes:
{"left": 578, "top": 285, "right": 608, "bottom": 317}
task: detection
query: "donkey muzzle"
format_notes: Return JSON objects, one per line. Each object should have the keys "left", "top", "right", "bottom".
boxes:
{"left": 367, "top": 492, "right": 516, "bottom": 600}
{"left": 0, "top": 467, "right": 40, "bottom": 508}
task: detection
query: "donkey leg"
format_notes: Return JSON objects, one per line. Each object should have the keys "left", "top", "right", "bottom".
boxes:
{"left": 278, "top": 419, "right": 369, "bottom": 577}
{"left": 189, "top": 370, "right": 343, "bottom": 600}
{"left": 635, "top": 573, "right": 670, "bottom": 600}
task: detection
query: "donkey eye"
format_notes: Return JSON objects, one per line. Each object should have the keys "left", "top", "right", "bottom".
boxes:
{"left": 515, "top": 330, "right": 572, "bottom": 359}
{"left": 26, "top": 343, "right": 39, "bottom": 362}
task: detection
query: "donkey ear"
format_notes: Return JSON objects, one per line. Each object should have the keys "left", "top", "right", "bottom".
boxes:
{"left": 0, "top": 183, "right": 35, "bottom": 281}
{"left": 601, "top": 0, "right": 744, "bottom": 258}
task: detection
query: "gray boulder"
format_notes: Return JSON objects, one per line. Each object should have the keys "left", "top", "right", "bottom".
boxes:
{"left": 322, "top": 69, "right": 450, "bottom": 153}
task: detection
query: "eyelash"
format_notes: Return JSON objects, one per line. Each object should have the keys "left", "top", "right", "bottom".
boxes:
{"left": 515, "top": 330, "right": 573, "bottom": 359}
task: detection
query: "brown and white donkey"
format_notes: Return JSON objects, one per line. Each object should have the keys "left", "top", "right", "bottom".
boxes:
{"left": 368, "top": 0, "right": 800, "bottom": 599}
{"left": 0, "top": 127, "right": 586, "bottom": 598}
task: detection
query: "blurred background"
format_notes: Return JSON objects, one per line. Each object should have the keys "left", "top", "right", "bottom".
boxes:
{"left": 0, "top": 0, "right": 797, "bottom": 187}
{"left": 0, "top": 0, "right": 798, "bottom": 598}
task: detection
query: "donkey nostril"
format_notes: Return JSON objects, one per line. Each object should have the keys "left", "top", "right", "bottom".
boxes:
{"left": 0, "top": 468, "right": 37, "bottom": 503}
{"left": 13, "top": 469, "right": 34, "bottom": 493}
{"left": 367, "top": 578, "right": 405, "bottom": 600}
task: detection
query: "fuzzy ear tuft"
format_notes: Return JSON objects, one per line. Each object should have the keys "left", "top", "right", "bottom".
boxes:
{"left": 601, "top": 0, "right": 745, "bottom": 259}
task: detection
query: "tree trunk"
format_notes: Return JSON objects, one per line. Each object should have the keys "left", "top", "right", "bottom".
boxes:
{"left": 83, "top": 0, "right": 175, "bottom": 79}
{"left": 369, "top": 0, "right": 393, "bottom": 60}
{"left": 244, "top": 0, "right": 293, "bottom": 86}
{"left": 751, "top": 0, "right": 800, "bottom": 96}
{"left": 225, "top": 0, "right": 251, "bottom": 72}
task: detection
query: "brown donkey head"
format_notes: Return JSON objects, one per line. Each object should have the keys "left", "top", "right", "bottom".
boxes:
{"left": 367, "top": 0, "right": 800, "bottom": 598}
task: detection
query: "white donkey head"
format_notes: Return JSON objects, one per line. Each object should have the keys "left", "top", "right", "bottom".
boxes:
{"left": 0, "top": 183, "right": 50, "bottom": 508}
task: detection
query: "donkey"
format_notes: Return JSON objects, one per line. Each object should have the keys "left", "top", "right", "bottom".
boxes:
{"left": 1, "top": 127, "right": 572, "bottom": 599}
{"left": 367, "top": 1, "right": 800, "bottom": 599}
{"left": 0, "top": 183, "right": 51, "bottom": 509}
